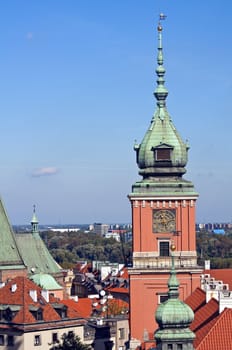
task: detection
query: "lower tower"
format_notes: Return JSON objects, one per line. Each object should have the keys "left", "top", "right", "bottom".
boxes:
{"left": 128, "top": 16, "right": 202, "bottom": 345}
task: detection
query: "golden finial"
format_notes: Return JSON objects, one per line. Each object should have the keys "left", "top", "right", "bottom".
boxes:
{"left": 170, "top": 242, "right": 176, "bottom": 252}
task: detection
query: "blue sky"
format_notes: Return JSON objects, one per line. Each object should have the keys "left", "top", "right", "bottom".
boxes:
{"left": 0, "top": 1, "right": 232, "bottom": 224}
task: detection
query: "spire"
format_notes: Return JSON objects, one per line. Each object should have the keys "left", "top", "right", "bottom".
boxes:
{"left": 31, "top": 205, "right": 39, "bottom": 235}
{"left": 132, "top": 13, "right": 193, "bottom": 184}
{"left": 167, "top": 242, "right": 179, "bottom": 300}
{"left": 154, "top": 14, "right": 168, "bottom": 113}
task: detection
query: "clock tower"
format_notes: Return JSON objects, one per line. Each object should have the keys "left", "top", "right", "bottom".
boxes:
{"left": 128, "top": 17, "right": 202, "bottom": 346}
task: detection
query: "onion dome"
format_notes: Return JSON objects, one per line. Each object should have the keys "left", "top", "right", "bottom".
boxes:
{"left": 155, "top": 243, "right": 195, "bottom": 344}
{"left": 134, "top": 21, "right": 189, "bottom": 179}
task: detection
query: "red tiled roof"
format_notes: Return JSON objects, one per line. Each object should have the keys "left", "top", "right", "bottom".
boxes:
{"left": 185, "top": 287, "right": 206, "bottom": 312}
{"left": 204, "top": 269, "right": 232, "bottom": 290}
{"left": 107, "top": 287, "right": 129, "bottom": 294}
{"left": 119, "top": 267, "right": 129, "bottom": 279}
{"left": 0, "top": 276, "right": 84, "bottom": 325}
{"left": 13, "top": 307, "right": 36, "bottom": 324}
{"left": 190, "top": 298, "right": 219, "bottom": 333}
{"left": 196, "top": 308, "right": 232, "bottom": 350}
{"left": 194, "top": 313, "right": 219, "bottom": 348}
{"left": 62, "top": 298, "right": 92, "bottom": 318}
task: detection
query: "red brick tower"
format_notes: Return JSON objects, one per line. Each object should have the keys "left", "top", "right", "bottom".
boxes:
{"left": 128, "top": 16, "right": 202, "bottom": 347}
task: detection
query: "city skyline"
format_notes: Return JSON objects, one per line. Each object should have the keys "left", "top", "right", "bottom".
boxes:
{"left": 0, "top": 1, "right": 232, "bottom": 224}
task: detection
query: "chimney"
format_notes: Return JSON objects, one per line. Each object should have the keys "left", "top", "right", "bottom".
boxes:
{"left": 205, "top": 260, "right": 210, "bottom": 270}
{"left": 29, "top": 290, "right": 37, "bottom": 302}
{"left": 11, "top": 284, "right": 17, "bottom": 292}
{"left": 41, "top": 290, "right": 49, "bottom": 303}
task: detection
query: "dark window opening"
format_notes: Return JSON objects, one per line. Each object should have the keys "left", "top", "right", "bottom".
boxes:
{"left": 119, "top": 328, "right": 125, "bottom": 339}
{"left": 159, "top": 295, "right": 169, "bottom": 303}
{"left": 0, "top": 335, "right": 4, "bottom": 346}
{"left": 159, "top": 241, "right": 170, "bottom": 257}
{"left": 52, "top": 333, "right": 58, "bottom": 343}
{"left": 34, "top": 335, "right": 41, "bottom": 346}
{"left": 156, "top": 149, "right": 171, "bottom": 161}
{"left": 7, "top": 336, "right": 14, "bottom": 346}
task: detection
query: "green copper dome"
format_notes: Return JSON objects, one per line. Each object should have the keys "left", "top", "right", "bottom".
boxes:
{"left": 30, "top": 273, "right": 62, "bottom": 290}
{"left": 156, "top": 299, "right": 194, "bottom": 329}
{"left": 134, "top": 23, "right": 189, "bottom": 179}
{"left": 155, "top": 243, "right": 195, "bottom": 344}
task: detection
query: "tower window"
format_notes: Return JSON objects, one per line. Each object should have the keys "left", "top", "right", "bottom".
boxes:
{"left": 155, "top": 148, "right": 171, "bottom": 161}
{"left": 158, "top": 294, "right": 169, "bottom": 304}
{"left": 159, "top": 241, "right": 170, "bottom": 256}
{"left": 177, "top": 345, "right": 183, "bottom": 350}
{"left": 167, "top": 345, "right": 173, "bottom": 350}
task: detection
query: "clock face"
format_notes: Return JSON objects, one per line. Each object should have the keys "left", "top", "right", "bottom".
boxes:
{"left": 153, "top": 209, "right": 176, "bottom": 233}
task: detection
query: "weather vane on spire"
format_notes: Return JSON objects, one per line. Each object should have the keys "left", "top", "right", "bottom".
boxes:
{"left": 159, "top": 13, "right": 167, "bottom": 22}
{"left": 158, "top": 13, "right": 167, "bottom": 31}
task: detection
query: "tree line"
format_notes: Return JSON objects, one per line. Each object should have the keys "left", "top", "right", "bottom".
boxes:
{"left": 40, "top": 229, "right": 232, "bottom": 269}
{"left": 40, "top": 230, "right": 132, "bottom": 269}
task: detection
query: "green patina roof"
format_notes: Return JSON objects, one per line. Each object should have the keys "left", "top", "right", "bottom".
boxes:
{"left": 15, "top": 209, "right": 61, "bottom": 276}
{"left": 15, "top": 215, "right": 61, "bottom": 276}
{"left": 0, "top": 198, "right": 25, "bottom": 269}
{"left": 131, "top": 19, "right": 196, "bottom": 199}
{"left": 155, "top": 244, "right": 195, "bottom": 342}
{"left": 30, "top": 273, "right": 62, "bottom": 290}
{"left": 134, "top": 23, "right": 188, "bottom": 178}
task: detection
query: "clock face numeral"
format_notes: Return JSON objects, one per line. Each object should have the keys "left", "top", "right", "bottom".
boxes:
{"left": 153, "top": 209, "right": 176, "bottom": 233}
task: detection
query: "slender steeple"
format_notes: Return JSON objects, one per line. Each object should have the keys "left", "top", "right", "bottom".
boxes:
{"left": 155, "top": 243, "right": 195, "bottom": 349}
{"left": 31, "top": 205, "right": 39, "bottom": 235}
{"left": 132, "top": 14, "right": 196, "bottom": 195}
{"left": 134, "top": 14, "right": 189, "bottom": 178}
{"left": 128, "top": 16, "right": 201, "bottom": 345}
{"left": 154, "top": 14, "right": 168, "bottom": 115}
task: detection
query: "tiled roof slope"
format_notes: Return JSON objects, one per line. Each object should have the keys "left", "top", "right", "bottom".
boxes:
{"left": 107, "top": 287, "right": 129, "bottom": 294}
{"left": 15, "top": 232, "right": 61, "bottom": 275}
{"left": 194, "top": 314, "right": 219, "bottom": 348}
{"left": 0, "top": 277, "right": 82, "bottom": 326}
{"left": 196, "top": 308, "right": 232, "bottom": 350}
{"left": 204, "top": 269, "right": 232, "bottom": 290}
{"left": 184, "top": 286, "right": 232, "bottom": 349}
{"left": 0, "top": 200, "right": 25, "bottom": 268}
{"left": 185, "top": 287, "right": 206, "bottom": 312}
{"left": 62, "top": 299, "right": 92, "bottom": 318}
{"left": 190, "top": 298, "right": 219, "bottom": 333}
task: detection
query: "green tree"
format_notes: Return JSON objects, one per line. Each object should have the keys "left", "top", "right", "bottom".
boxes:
{"left": 50, "top": 332, "right": 91, "bottom": 350}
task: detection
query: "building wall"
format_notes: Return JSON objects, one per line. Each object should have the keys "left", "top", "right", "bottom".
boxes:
{"left": 132, "top": 200, "right": 197, "bottom": 256}
{"left": 0, "top": 268, "right": 27, "bottom": 283}
{"left": 129, "top": 198, "right": 202, "bottom": 343}
{"left": 129, "top": 270, "right": 200, "bottom": 341}
{"left": 0, "top": 325, "right": 84, "bottom": 350}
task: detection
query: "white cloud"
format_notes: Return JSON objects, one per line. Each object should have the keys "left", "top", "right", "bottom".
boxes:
{"left": 32, "top": 167, "right": 59, "bottom": 177}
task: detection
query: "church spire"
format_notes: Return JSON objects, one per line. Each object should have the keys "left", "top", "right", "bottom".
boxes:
{"left": 133, "top": 14, "right": 191, "bottom": 180}
{"left": 31, "top": 205, "right": 39, "bottom": 235}
{"left": 154, "top": 14, "right": 168, "bottom": 113}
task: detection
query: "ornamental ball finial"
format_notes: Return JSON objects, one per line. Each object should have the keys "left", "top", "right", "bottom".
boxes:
{"left": 157, "top": 25, "right": 162, "bottom": 32}
{"left": 170, "top": 243, "right": 176, "bottom": 252}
